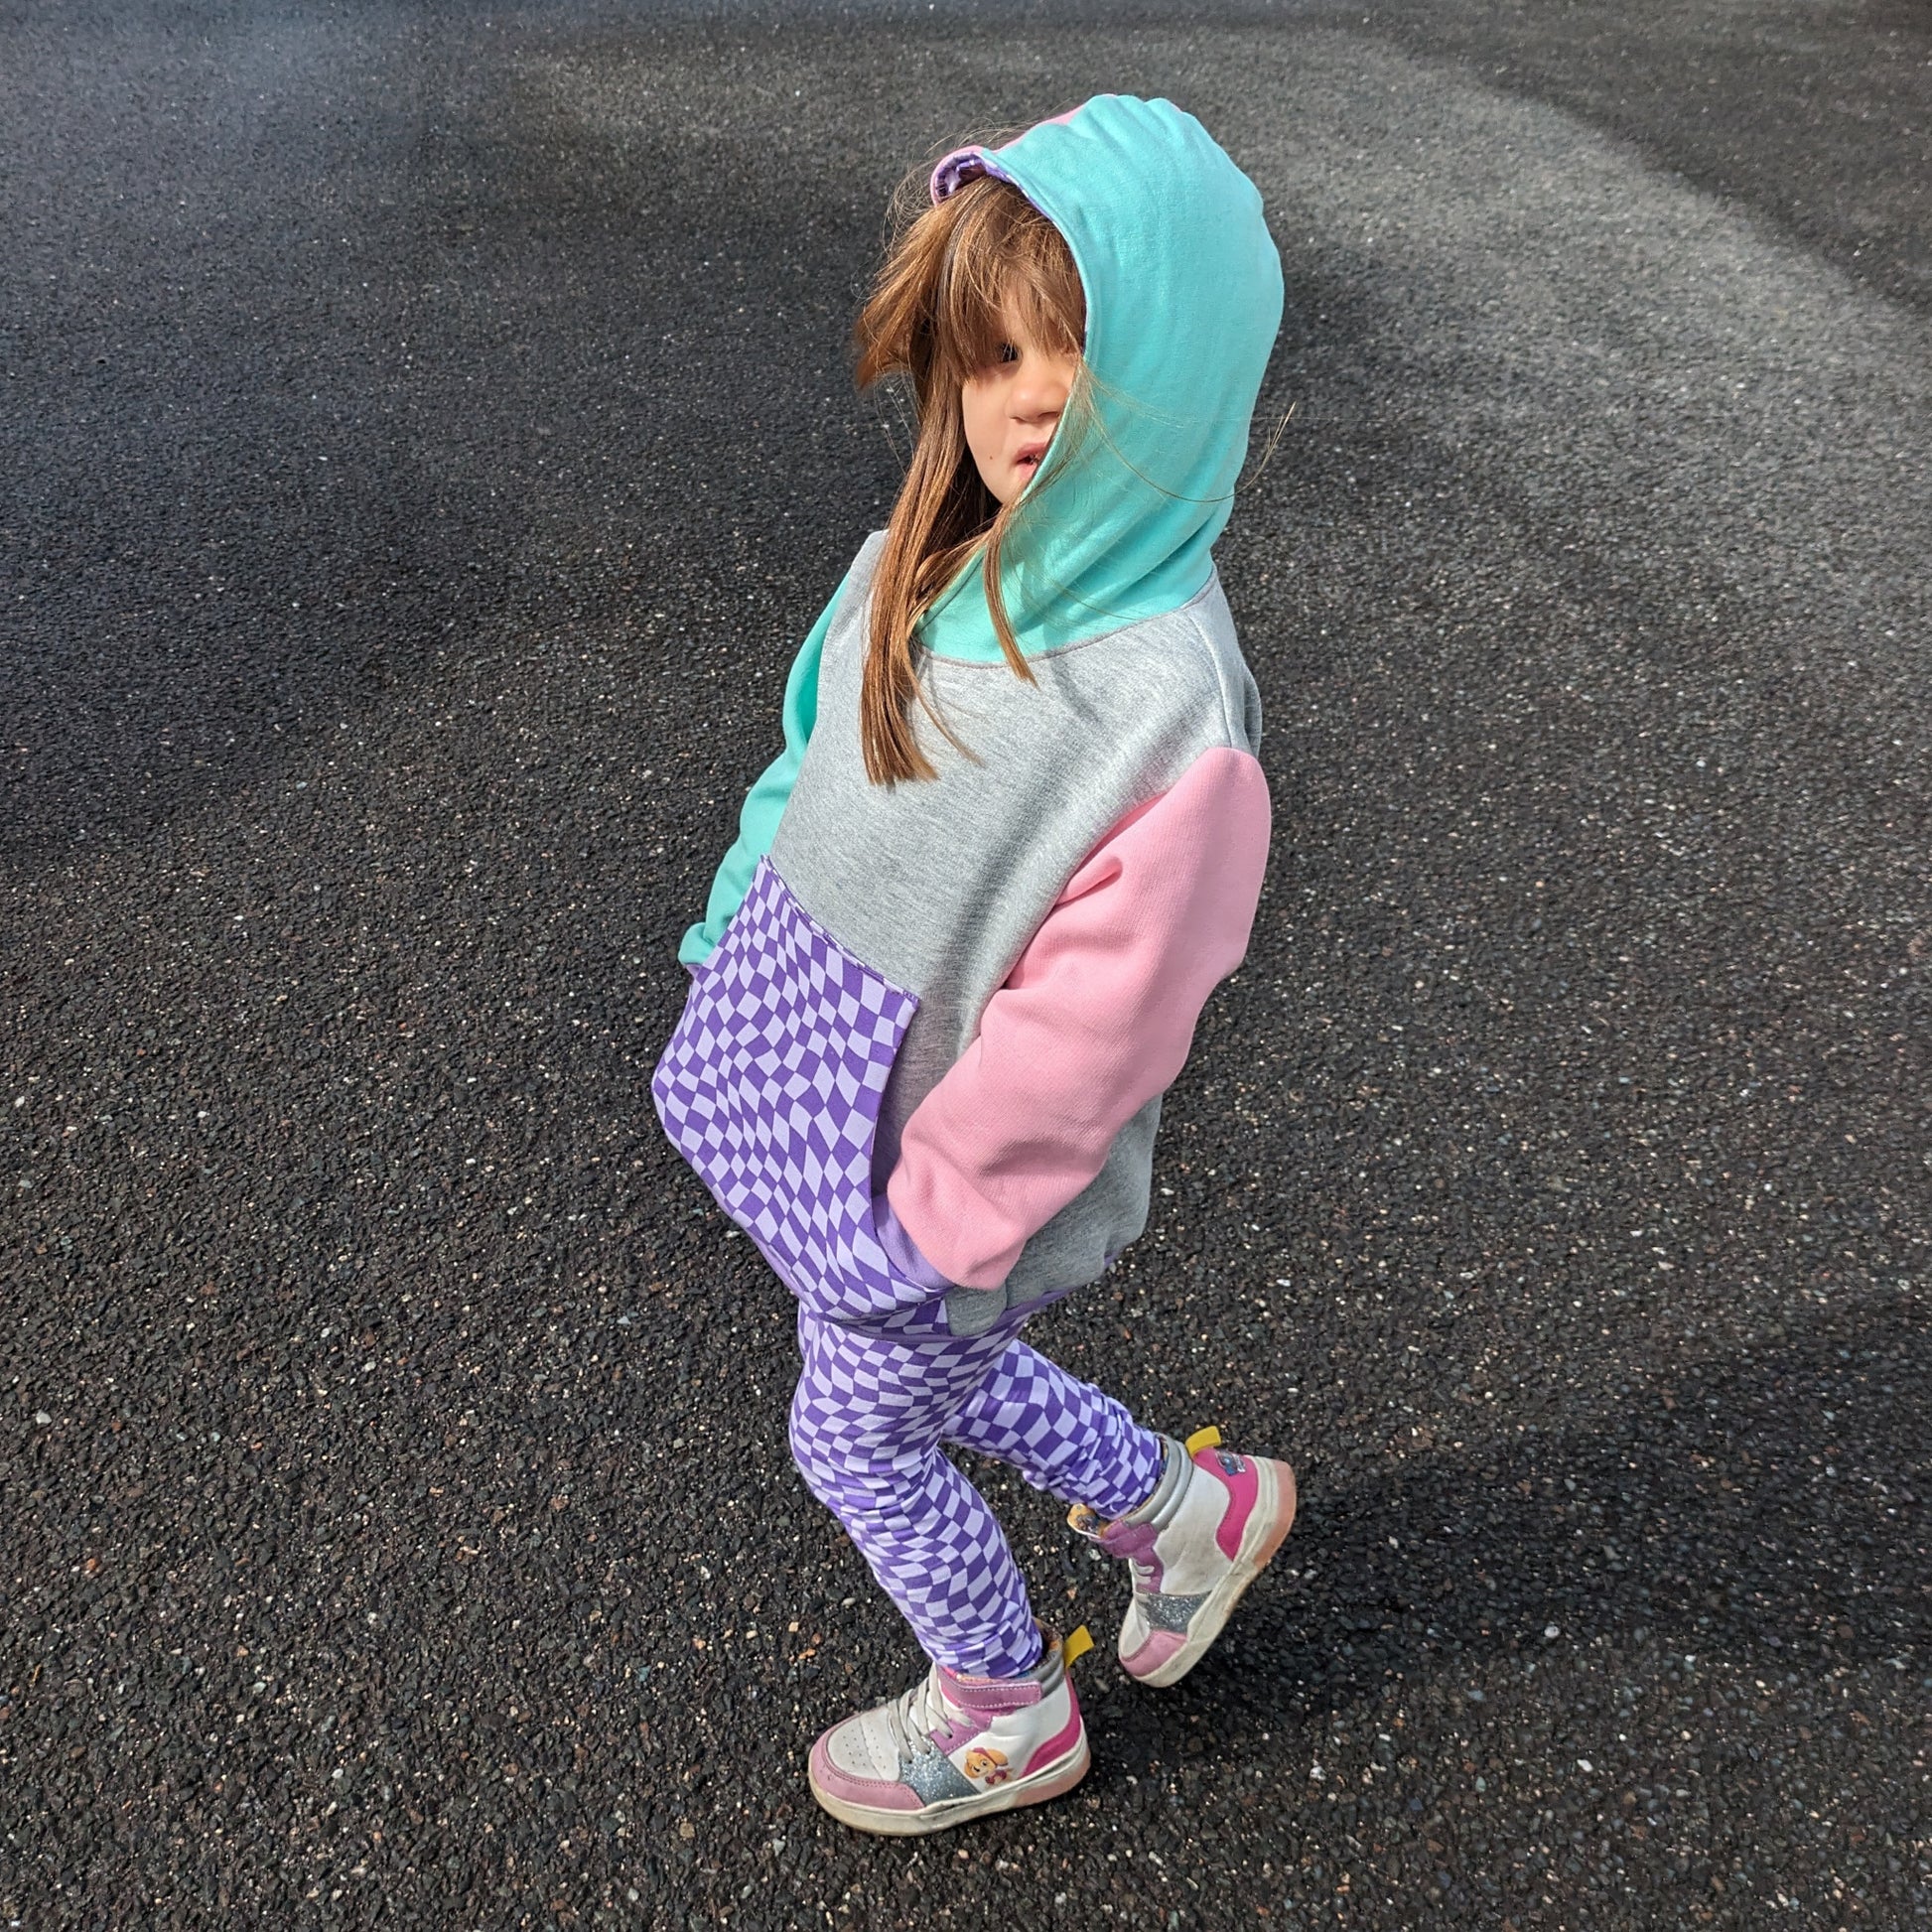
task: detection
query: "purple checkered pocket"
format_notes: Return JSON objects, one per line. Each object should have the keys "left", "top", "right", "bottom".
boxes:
{"left": 651, "top": 859, "right": 932, "bottom": 1322}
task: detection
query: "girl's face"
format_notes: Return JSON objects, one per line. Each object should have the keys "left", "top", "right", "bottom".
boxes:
{"left": 960, "top": 289, "right": 1080, "bottom": 506}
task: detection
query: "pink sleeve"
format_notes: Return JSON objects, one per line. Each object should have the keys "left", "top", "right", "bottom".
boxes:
{"left": 884, "top": 746, "right": 1272, "bottom": 1291}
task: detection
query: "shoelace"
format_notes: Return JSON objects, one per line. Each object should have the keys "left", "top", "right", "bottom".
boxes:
{"left": 885, "top": 1668, "right": 958, "bottom": 1767}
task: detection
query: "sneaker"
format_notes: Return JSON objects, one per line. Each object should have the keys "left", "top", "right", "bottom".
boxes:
{"left": 806, "top": 1627, "right": 1093, "bottom": 1836}
{"left": 1070, "top": 1427, "right": 1297, "bottom": 1688}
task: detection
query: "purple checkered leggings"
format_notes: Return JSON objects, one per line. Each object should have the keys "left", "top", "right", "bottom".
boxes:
{"left": 653, "top": 858, "right": 1166, "bottom": 1673}
{"left": 788, "top": 1294, "right": 1166, "bottom": 1676}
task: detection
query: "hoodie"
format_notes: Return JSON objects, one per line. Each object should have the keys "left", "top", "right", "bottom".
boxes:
{"left": 654, "top": 96, "right": 1283, "bottom": 1336}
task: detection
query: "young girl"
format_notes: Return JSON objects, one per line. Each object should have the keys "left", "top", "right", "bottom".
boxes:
{"left": 653, "top": 94, "right": 1294, "bottom": 1835}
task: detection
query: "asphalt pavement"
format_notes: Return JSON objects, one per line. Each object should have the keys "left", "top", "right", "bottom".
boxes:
{"left": 3, "top": 3, "right": 1928, "bottom": 1927}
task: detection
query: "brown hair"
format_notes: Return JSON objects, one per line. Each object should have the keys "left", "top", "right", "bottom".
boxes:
{"left": 852, "top": 172, "right": 1087, "bottom": 784}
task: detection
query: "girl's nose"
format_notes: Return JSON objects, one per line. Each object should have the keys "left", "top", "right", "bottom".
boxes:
{"left": 1012, "top": 362, "right": 1065, "bottom": 420}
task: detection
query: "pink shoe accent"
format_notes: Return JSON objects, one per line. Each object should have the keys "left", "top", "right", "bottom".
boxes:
{"left": 939, "top": 1665, "right": 1044, "bottom": 1716}
{"left": 1023, "top": 1685, "right": 1083, "bottom": 1776}
{"left": 807, "top": 1733, "right": 923, "bottom": 1812}
{"left": 926, "top": 1711, "right": 981, "bottom": 1754}
{"left": 1120, "top": 1627, "right": 1188, "bottom": 1677}
{"left": 1204, "top": 1449, "right": 1259, "bottom": 1561}
{"left": 1096, "top": 1515, "right": 1165, "bottom": 1592}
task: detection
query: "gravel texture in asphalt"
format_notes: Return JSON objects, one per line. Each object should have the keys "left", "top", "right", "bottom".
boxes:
{"left": 3, "top": 3, "right": 1928, "bottom": 1927}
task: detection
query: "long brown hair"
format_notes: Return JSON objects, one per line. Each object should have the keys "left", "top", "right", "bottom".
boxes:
{"left": 852, "top": 172, "right": 1087, "bottom": 784}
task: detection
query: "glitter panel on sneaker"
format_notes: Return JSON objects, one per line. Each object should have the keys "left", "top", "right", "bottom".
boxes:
{"left": 652, "top": 858, "right": 925, "bottom": 1323}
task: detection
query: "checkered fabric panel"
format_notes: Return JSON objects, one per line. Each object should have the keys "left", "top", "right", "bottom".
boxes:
{"left": 651, "top": 859, "right": 924, "bottom": 1322}
{"left": 789, "top": 1301, "right": 1043, "bottom": 1675}
{"left": 657, "top": 860, "right": 1164, "bottom": 1668}
{"left": 946, "top": 1337, "right": 1166, "bottom": 1519}
{"left": 789, "top": 1298, "right": 1162, "bottom": 1672}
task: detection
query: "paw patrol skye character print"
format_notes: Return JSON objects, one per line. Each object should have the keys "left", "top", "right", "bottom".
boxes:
{"left": 962, "top": 1745, "right": 1011, "bottom": 1786}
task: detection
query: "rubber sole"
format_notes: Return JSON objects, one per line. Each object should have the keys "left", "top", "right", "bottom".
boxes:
{"left": 1123, "top": 1455, "right": 1298, "bottom": 1689}
{"left": 809, "top": 1735, "right": 1091, "bottom": 1837}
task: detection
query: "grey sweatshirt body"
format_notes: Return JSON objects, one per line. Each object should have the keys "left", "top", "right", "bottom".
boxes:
{"left": 766, "top": 532, "right": 1263, "bottom": 1314}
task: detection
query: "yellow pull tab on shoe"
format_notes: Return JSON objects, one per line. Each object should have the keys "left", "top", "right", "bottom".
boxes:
{"left": 1184, "top": 1425, "right": 1223, "bottom": 1455}
{"left": 1061, "top": 1625, "right": 1094, "bottom": 1669}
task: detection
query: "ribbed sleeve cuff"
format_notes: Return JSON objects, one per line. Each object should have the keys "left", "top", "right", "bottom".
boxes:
{"left": 871, "top": 1196, "right": 954, "bottom": 1294}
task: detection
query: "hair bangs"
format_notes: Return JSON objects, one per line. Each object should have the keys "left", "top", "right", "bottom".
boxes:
{"left": 930, "top": 181, "right": 1086, "bottom": 390}
{"left": 851, "top": 162, "right": 1086, "bottom": 784}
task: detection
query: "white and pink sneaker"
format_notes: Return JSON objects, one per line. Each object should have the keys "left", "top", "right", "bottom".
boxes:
{"left": 1071, "top": 1426, "right": 1297, "bottom": 1687}
{"left": 807, "top": 1627, "right": 1093, "bottom": 1836}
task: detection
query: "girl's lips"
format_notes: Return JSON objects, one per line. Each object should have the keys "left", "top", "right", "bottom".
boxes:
{"left": 1014, "top": 443, "right": 1048, "bottom": 468}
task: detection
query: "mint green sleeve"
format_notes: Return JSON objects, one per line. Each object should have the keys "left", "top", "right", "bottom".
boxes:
{"left": 675, "top": 570, "right": 847, "bottom": 967}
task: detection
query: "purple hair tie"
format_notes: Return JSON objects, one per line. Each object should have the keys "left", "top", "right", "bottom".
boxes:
{"left": 928, "top": 110, "right": 1084, "bottom": 204}
{"left": 929, "top": 146, "right": 1011, "bottom": 203}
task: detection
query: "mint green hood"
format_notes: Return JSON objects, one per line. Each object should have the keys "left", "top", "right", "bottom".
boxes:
{"left": 920, "top": 94, "right": 1284, "bottom": 662}
{"left": 675, "top": 96, "right": 1281, "bottom": 965}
